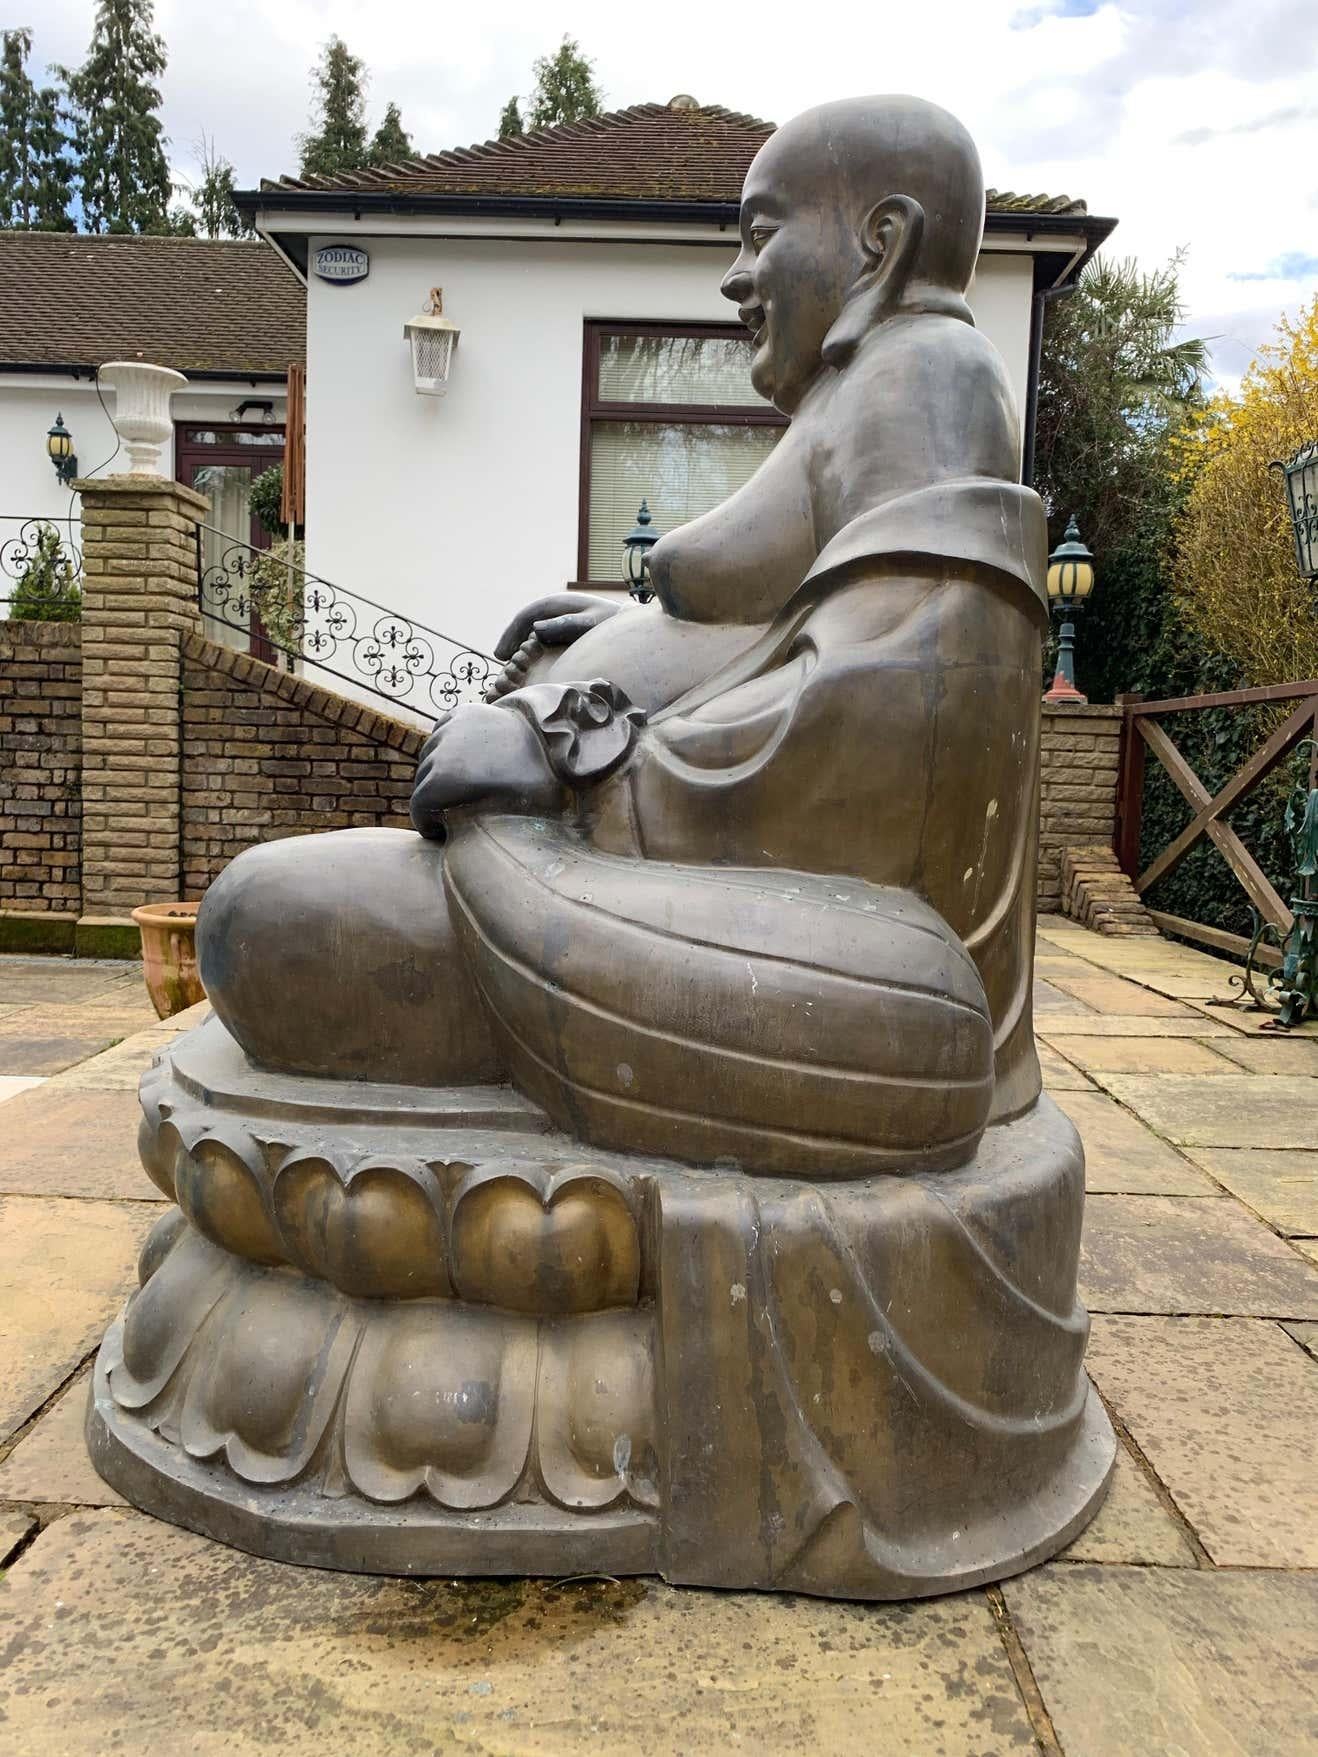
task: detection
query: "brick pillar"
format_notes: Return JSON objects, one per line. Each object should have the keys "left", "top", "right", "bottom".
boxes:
{"left": 75, "top": 475, "right": 207, "bottom": 955}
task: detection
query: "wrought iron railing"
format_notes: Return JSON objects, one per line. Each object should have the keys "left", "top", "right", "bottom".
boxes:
{"left": 195, "top": 525, "right": 492, "bottom": 715}
{"left": 0, "top": 514, "right": 83, "bottom": 620}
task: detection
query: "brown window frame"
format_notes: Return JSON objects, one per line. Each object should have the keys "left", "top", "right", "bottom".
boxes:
{"left": 176, "top": 421, "right": 287, "bottom": 663}
{"left": 576, "top": 319, "right": 786, "bottom": 585}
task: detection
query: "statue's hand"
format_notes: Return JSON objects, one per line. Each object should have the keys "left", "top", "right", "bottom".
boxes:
{"left": 409, "top": 704, "right": 562, "bottom": 841}
{"left": 486, "top": 593, "right": 625, "bottom": 700}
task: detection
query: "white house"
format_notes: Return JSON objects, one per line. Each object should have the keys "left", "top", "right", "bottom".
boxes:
{"left": 242, "top": 99, "right": 1115, "bottom": 666}
{"left": 0, "top": 232, "right": 302, "bottom": 630}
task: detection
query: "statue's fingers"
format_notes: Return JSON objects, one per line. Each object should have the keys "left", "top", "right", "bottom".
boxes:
{"left": 493, "top": 613, "right": 533, "bottom": 661}
{"left": 532, "top": 611, "right": 597, "bottom": 647}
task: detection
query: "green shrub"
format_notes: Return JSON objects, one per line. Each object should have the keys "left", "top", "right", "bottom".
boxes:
{"left": 6, "top": 527, "right": 81, "bottom": 621}
{"left": 248, "top": 465, "right": 287, "bottom": 539}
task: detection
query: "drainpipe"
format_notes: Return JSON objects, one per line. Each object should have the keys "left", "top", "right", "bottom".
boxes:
{"left": 1021, "top": 282, "right": 1077, "bottom": 491}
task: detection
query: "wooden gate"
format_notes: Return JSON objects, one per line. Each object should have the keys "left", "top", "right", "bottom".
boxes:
{"left": 1115, "top": 680, "right": 1318, "bottom": 963}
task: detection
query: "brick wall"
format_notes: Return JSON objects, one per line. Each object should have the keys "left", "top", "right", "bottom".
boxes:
{"left": 1038, "top": 703, "right": 1123, "bottom": 912}
{"left": 0, "top": 615, "right": 1128, "bottom": 930}
{"left": 179, "top": 635, "right": 424, "bottom": 895}
{"left": 0, "top": 620, "right": 82, "bottom": 917}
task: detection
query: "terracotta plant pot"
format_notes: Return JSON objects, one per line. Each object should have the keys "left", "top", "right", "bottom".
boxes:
{"left": 132, "top": 902, "right": 206, "bottom": 1020}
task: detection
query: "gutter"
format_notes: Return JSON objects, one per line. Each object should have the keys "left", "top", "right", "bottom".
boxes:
{"left": 0, "top": 361, "right": 294, "bottom": 384}
{"left": 237, "top": 181, "right": 1115, "bottom": 243}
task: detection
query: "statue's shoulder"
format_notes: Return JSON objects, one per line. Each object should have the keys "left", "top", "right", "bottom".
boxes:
{"left": 804, "top": 477, "right": 1049, "bottom": 618}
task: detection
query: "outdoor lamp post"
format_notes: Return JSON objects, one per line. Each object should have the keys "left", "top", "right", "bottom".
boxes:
{"left": 1043, "top": 514, "right": 1096, "bottom": 704}
{"left": 623, "top": 499, "right": 659, "bottom": 602}
{"left": 46, "top": 413, "right": 77, "bottom": 484}
{"left": 1273, "top": 439, "right": 1318, "bottom": 582}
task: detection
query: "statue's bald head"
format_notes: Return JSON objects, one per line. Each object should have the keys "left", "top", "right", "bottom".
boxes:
{"left": 722, "top": 95, "right": 985, "bottom": 412}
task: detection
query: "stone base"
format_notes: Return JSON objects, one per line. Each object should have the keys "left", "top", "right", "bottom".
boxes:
{"left": 88, "top": 1018, "right": 1115, "bottom": 1598}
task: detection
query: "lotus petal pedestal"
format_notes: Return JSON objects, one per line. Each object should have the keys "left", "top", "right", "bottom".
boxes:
{"left": 88, "top": 1019, "right": 1113, "bottom": 1597}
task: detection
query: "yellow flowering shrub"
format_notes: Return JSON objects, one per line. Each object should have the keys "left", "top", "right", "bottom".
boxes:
{"left": 1173, "top": 298, "right": 1318, "bottom": 684}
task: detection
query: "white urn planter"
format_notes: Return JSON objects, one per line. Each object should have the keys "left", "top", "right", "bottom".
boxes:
{"left": 98, "top": 361, "right": 188, "bottom": 476}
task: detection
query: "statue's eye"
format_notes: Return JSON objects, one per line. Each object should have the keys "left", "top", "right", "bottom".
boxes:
{"left": 750, "top": 224, "right": 776, "bottom": 252}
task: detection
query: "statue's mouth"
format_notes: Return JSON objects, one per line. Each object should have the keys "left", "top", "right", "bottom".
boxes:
{"left": 739, "top": 305, "right": 767, "bottom": 348}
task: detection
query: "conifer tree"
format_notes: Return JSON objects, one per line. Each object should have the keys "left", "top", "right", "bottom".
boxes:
{"left": 60, "top": 0, "right": 172, "bottom": 233}
{"left": 369, "top": 100, "right": 412, "bottom": 166}
{"left": 528, "top": 37, "right": 603, "bottom": 129}
{"left": 0, "top": 29, "right": 73, "bottom": 230}
{"left": 299, "top": 36, "right": 370, "bottom": 178}
{"left": 497, "top": 96, "right": 524, "bottom": 140}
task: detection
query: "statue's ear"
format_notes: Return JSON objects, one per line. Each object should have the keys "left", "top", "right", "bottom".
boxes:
{"left": 822, "top": 193, "right": 925, "bottom": 366}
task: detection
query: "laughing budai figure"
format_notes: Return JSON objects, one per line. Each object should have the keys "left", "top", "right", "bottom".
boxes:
{"left": 90, "top": 95, "right": 1114, "bottom": 1597}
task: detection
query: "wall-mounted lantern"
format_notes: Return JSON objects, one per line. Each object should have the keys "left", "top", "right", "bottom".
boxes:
{"left": 404, "top": 288, "right": 460, "bottom": 397}
{"left": 47, "top": 413, "right": 77, "bottom": 484}
{"left": 622, "top": 499, "right": 659, "bottom": 602}
{"left": 1044, "top": 513, "right": 1097, "bottom": 704}
{"left": 1273, "top": 439, "right": 1318, "bottom": 581}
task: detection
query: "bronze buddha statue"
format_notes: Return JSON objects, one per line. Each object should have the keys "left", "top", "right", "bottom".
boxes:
{"left": 89, "top": 94, "right": 1114, "bottom": 1598}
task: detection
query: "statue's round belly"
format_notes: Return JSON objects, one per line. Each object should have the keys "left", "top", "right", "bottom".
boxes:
{"left": 545, "top": 603, "right": 768, "bottom": 715}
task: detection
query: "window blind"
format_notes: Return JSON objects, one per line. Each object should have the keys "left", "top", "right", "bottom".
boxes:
{"left": 587, "top": 421, "right": 780, "bottom": 581}
{"left": 598, "top": 333, "right": 768, "bottom": 408}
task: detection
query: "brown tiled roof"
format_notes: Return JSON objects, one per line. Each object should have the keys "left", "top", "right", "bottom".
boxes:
{"left": 260, "top": 101, "right": 1088, "bottom": 217}
{"left": 0, "top": 233, "right": 304, "bottom": 375}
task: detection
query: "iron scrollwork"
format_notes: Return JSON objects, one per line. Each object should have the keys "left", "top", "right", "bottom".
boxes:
{"left": 196, "top": 525, "right": 492, "bottom": 715}
{"left": 0, "top": 515, "right": 83, "bottom": 617}
{"left": 1214, "top": 740, "right": 1318, "bottom": 1029}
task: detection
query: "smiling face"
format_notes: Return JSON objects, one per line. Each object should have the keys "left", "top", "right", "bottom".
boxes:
{"left": 721, "top": 99, "right": 986, "bottom": 414}
{"left": 720, "top": 129, "right": 867, "bottom": 414}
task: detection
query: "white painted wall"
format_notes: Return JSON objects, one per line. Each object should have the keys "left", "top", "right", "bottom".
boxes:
{"left": 304, "top": 235, "right": 1038, "bottom": 659}
{"left": 0, "top": 373, "right": 286, "bottom": 597}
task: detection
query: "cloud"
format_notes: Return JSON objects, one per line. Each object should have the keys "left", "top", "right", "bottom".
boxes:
{"left": 1175, "top": 100, "right": 1318, "bottom": 146}
{"left": 1010, "top": 0, "right": 1103, "bottom": 28}
{"left": 1229, "top": 252, "right": 1318, "bottom": 283}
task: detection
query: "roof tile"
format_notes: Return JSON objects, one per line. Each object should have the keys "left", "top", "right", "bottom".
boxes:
{"left": 0, "top": 233, "right": 304, "bottom": 375}
{"left": 260, "top": 101, "right": 1087, "bottom": 216}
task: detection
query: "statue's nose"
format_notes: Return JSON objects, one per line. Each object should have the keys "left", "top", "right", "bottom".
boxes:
{"left": 721, "top": 255, "right": 753, "bottom": 305}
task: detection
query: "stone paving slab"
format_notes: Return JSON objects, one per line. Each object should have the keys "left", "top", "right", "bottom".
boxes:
{"left": 0, "top": 1196, "right": 153, "bottom": 1443}
{"left": 0, "top": 1087, "right": 162, "bottom": 1202}
{"left": 1056, "top": 1441, "right": 1197, "bottom": 1567}
{"left": 1283, "top": 1320, "right": 1318, "bottom": 1360}
{"left": 1033, "top": 978, "right": 1095, "bottom": 1015}
{"left": 1101, "top": 1071, "right": 1318, "bottom": 1149}
{"left": 0, "top": 1023, "right": 129, "bottom": 1076}
{"left": 1045, "top": 1035, "right": 1238, "bottom": 1075}
{"left": 1036, "top": 1012, "right": 1237, "bottom": 1037}
{"left": 1052, "top": 1091, "right": 1218, "bottom": 1195}
{"left": 0, "top": 1373, "right": 124, "bottom": 1508}
{"left": 1081, "top": 1194, "right": 1318, "bottom": 1316}
{"left": 1004, "top": 1563, "right": 1318, "bottom": 1757}
{"left": 1035, "top": 1041, "right": 1092, "bottom": 1089}
{"left": 1085, "top": 1316, "right": 1318, "bottom": 1568}
{"left": 0, "top": 1073, "right": 45, "bottom": 1104}
{"left": 0, "top": 1511, "right": 1040, "bottom": 1757}
{"left": 1180, "top": 1147, "right": 1318, "bottom": 1236}
{"left": 1210, "top": 1032, "right": 1318, "bottom": 1074}
{"left": 0, "top": 1507, "right": 34, "bottom": 1567}
{"left": 1294, "top": 1239, "right": 1318, "bottom": 1268}
{"left": 1034, "top": 971, "right": 1198, "bottom": 1017}
{"left": 45, "top": 1029, "right": 178, "bottom": 1091}
{"left": 1182, "top": 998, "right": 1286, "bottom": 1034}
{"left": 0, "top": 959, "right": 140, "bottom": 1005}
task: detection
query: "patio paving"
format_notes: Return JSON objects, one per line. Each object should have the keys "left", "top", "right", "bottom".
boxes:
{"left": 0, "top": 932, "right": 1315, "bottom": 1755}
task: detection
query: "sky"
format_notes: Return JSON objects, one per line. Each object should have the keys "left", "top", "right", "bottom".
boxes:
{"left": 24, "top": 0, "right": 1318, "bottom": 390}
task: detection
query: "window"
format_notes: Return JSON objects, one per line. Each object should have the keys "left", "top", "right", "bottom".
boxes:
{"left": 579, "top": 322, "right": 786, "bottom": 583}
